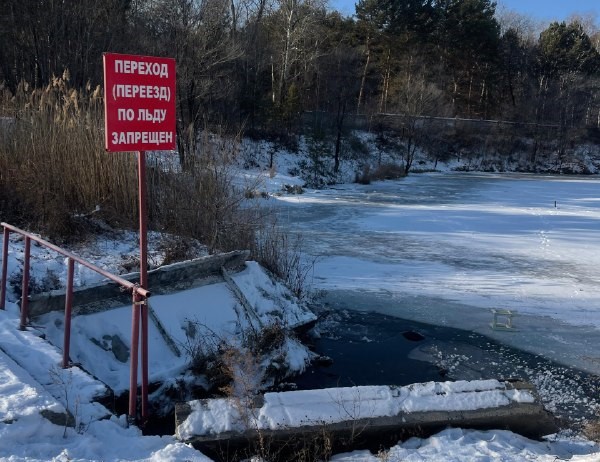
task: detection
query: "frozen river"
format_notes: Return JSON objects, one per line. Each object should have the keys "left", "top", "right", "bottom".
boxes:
{"left": 275, "top": 173, "right": 600, "bottom": 376}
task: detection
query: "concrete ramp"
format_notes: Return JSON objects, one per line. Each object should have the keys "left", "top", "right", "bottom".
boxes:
{"left": 31, "top": 258, "right": 316, "bottom": 394}
{"left": 175, "top": 380, "right": 557, "bottom": 456}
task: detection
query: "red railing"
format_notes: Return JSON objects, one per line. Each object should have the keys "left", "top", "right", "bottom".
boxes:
{"left": 0, "top": 222, "right": 150, "bottom": 420}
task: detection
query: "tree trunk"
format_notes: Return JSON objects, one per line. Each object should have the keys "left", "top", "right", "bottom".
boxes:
{"left": 334, "top": 98, "right": 346, "bottom": 173}
{"left": 379, "top": 49, "right": 391, "bottom": 113}
{"left": 357, "top": 35, "right": 370, "bottom": 115}
{"left": 230, "top": 0, "right": 237, "bottom": 37}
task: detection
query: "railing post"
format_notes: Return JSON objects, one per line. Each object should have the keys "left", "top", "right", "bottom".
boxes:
{"left": 0, "top": 222, "right": 153, "bottom": 420}
{"left": 138, "top": 150, "right": 149, "bottom": 421}
{"left": 129, "top": 291, "right": 141, "bottom": 421}
{"left": 19, "top": 236, "right": 31, "bottom": 330}
{"left": 1, "top": 227, "right": 9, "bottom": 310}
{"left": 62, "top": 258, "right": 75, "bottom": 368}
{"left": 141, "top": 299, "right": 149, "bottom": 421}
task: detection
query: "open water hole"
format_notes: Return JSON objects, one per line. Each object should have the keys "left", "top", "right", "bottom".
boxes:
{"left": 294, "top": 306, "right": 600, "bottom": 430}
{"left": 294, "top": 309, "right": 442, "bottom": 388}
{"left": 140, "top": 307, "right": 600, "bottom": 439}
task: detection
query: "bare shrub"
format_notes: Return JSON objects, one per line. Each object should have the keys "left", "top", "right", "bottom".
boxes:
{"left": 181, "top": 319, "right": 292, "bottom": 391}
{"left": 146, "top": 132, "right": 269, "bottom": 255}
{"left": 9, "top": 266, "right": 62, "bottom": 296}
{"left": 347, "top": 134, "right": 370, "bottom": 159}
{"left": 48, "top": 366, "right": 77, "bottom": 437}
{"left": 179, "top": 320, "right": 223, "bottom": 375}
{"left": 253, "top": 222, "right": 315, "bottom": 300}
{"left": 369, "top": 163, "right": 406, "bottom": 181}
{"left": 584, "top": 419, "right": 600, "bottom": 442}
{"left": 355, "top": 165, "right": 371, "bottom": 184}
{"left": 328, "top": 387, "right": 373, "bottom": 446}
{"left": 218, "top": 346, "right": 264, "bottom": 405}
{"left": 355, "top": 163, "right": 406, "bottom": 184}
{"left": 157, "top": 235, "right": 198, "bottom": 265}
{"left": 250, "top": 320, "right": 286, "bottom": 355}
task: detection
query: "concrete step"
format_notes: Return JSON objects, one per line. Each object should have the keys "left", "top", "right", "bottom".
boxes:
{"left": 0, "top": 348, "right": 73, "bottom": 427}
{"left": 175, "top": 380, "right": 558, "bottom": 456}
{"left": 28, "top": 250, "right": 250, "bottom": 317}
{"left": 0, "top": 308, "right": 112, "bottom": 423}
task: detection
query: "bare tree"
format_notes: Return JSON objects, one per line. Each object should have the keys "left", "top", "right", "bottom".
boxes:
{"left": 389, "top": 67, "right": 450, "bottom": 173}
{"left": 140, "top": 0, "right": 243, "bottom": 164}
{"left": 267, "top": 0, "right": 326, "bottom": 106}
{"left": 0, "top": 0, "right": 129, "bottom": 91}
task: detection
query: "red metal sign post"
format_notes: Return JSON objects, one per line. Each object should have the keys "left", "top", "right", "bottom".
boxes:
{"left": 103, "top": 52, "right": 176, "bottom": 422}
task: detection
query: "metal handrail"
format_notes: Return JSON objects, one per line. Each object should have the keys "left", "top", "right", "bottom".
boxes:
{"left": 1, "top": 222, "right": 149, "bottom": 298}
{"left": 0, "top": 222, "right": 150, "bottom": 371}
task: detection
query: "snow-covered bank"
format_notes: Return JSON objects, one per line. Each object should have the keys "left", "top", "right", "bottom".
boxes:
{"left": 331, "top": 428, "right": 600, "bottom": 462}
{"left": 0, "top": 228, "right": 315, "bottom": 460}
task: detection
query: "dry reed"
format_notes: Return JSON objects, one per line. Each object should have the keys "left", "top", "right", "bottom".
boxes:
{"left": 0, "top": 74, "right": 137, "bottom": 239}
{"left": 0, "top": 75, "right": 310, "bottom": 294}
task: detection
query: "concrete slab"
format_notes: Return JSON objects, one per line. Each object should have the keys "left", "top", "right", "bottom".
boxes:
{"left": 175, "top": 381, "right": 557, "bottom": 455}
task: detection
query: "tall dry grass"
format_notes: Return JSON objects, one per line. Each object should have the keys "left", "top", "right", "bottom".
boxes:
{"left": 0, "top": 75, "right": 251, "bottom": 248}
{"left": 0, "top": 73, "right": 137, "bottom": 239}
{"left": 0, "top": 76, "right": 311, "bottom": 296}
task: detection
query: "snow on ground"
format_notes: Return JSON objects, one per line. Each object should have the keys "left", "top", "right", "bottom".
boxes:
{"left": 4, "top": 154, "right": 600, "bottom": 460}
{"left": 332, "top": 428, "right": 600, "bottom": 462}
{"left": 0, "top": 228, "right": 207, "bottom": 305}
{"left": 0, "top": 349, "right": 65, "bottom": 423}
{"left": 0, "top": 311, "right": 209, "bottom": 462}
{"left": 0, "top": 305, "right": 109, "bottom": 422}
{"left": 0, "top": 413, "right": 210, "bottom": 462}
{"left": 231, "top": 260, "right": 316, "bottom": 329}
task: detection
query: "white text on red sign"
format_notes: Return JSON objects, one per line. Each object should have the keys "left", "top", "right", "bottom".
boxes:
{"left": 103, "top": 52, "right": 176, "bottom": 152}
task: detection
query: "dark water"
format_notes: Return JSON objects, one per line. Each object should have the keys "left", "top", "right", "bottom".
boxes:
{"left": 294, "top": 307, "right": 600, "bottom": 429}
{"left": 294, "top": 310, "right": 443, "bottom": 389}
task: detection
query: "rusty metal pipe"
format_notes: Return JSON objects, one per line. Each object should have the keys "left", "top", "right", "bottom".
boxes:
{"left": 0, "top": 223, "right": 149, "bottom": 299}
{"left": 19, "top": 237, "right": 30, "bottom": 330}
{"left": 0, "top": 227, "right": 9, "bottom": 310}
{"left": 129, "top": 293, "right": 141, "bottom": 420}
{"left": 138, "top": 151, "right": 149, "bottom": 421}
{"left": 62, "top": 258, "right": 75, "bottom": 368}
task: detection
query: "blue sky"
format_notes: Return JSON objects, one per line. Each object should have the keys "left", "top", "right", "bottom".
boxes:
{"left": 499, "top": 0, "right": 599, "bottom": 24}
{"left": 330, "top": 0, "right": 600, "bottom": 25}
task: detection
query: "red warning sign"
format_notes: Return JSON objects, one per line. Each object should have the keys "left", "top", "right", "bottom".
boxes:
{"left": 103, "top": 53, "right": 176, "bottom": 152}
